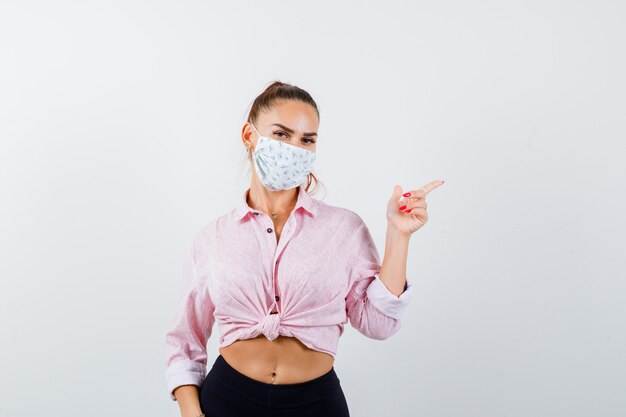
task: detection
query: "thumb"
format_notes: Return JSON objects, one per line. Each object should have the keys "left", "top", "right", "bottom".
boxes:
{"left": 391, "top": 184, "right": 404, "bottom": 202}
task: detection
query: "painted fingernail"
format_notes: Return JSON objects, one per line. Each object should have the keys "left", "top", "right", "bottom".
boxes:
{"left": 405, "top": 209, "right": 412, "bottom": 213}
{"left": 399, "top": 205, "right": 406, "bottom": 210}
{"left": 402, "top": 192, "right": 411, "bottom": 197}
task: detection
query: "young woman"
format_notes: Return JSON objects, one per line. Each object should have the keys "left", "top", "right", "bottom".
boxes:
{"left": 164, "top": 81, "right": 444, "bottom": 417}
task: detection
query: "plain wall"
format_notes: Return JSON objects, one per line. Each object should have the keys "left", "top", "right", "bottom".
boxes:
{"left": 1, "top": 1, "right": 624, "bottom": 416}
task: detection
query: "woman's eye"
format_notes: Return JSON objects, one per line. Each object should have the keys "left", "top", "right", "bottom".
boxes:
{"left": 273, "top": 131, "right": 315, "bottom": 144}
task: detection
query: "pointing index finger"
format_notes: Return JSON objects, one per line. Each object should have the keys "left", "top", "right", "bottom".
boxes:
{"left": 420, "top": 179, "right": 445, "bottom": 195}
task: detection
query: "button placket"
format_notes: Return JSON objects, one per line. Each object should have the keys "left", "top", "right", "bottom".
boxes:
{"left": 268, "top": 215, "right": 297, "bottom": 318}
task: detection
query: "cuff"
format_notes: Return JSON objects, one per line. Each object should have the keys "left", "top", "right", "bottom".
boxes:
{"left": 166, "top": 359, "right": 206, "bottom": 401}
{"left": 365, "top": 275, "right": 414, "bottom": 320}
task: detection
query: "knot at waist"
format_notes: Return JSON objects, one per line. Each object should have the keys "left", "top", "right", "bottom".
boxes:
{"left": 257, "top": 312, "right": 281, "bottom": 341}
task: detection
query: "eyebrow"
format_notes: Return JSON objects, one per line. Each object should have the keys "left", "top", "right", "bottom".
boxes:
{"left": 271, "top": 123, "right": 318, "bottom": 137}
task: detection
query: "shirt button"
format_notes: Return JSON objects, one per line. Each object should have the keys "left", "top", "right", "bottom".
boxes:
{"left": 253, "top": 212, "right": 259, "bottom": 215}
{"left": 275, "top": 295, "right": 280, "bottom": 301}
{"left": 267, "top": 228, "right": 273, "bottom": 233}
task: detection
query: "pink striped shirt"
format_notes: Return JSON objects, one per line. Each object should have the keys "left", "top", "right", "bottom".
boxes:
{"left": 164, "top": 184, "right": 414, "bottom": 400}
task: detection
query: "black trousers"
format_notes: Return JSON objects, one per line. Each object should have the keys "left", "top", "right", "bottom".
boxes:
{"left": 199, "top": 354, "right": 351, "bottom": 417}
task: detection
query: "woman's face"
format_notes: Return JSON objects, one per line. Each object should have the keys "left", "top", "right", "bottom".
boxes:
{"left": 244, "top": 100, "right": 319, "bottom": 155}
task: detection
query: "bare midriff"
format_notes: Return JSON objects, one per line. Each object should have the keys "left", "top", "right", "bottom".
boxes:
{"left": 218, "top": 335, "right": 335, "bottom": 384}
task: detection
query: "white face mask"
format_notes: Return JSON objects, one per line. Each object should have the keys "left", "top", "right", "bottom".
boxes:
{"left": 249, "top": 123, "right": 317, "bottom": 192}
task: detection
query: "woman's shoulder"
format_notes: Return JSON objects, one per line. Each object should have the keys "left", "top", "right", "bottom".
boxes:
{"left": 187, "top": 218, "right": 220, "bottom": 250}
{"left": 314, "top": 198, "right": 367, "bottom": 230}
{"left": 192, "top": 206, "right": 242, "bottom": 238}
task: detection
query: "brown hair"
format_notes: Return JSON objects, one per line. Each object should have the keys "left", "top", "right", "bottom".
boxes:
{"left": 243, "top": 80, "right": 323, "bottom": 195}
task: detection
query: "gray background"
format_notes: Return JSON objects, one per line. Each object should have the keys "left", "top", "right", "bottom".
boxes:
{"left": 1, "top": 1, "right": 625, "bottom": 416}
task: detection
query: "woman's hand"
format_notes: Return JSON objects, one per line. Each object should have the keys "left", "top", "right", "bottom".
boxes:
{"left": 386, "top": 180, "right": 445, "bottom": 239}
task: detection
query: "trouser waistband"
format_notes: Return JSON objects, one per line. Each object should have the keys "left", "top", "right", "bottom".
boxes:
{"left": 208, "top": 354, "right": 341, "bottom": 407}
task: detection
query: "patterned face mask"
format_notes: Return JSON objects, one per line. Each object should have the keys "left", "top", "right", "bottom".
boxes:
{"left": 249, "top": 123, "right": 317, "bottom": 192}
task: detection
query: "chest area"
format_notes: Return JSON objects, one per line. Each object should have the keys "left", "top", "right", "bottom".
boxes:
{"left": 205, "top": 216, "right": 354, "bottom": 309}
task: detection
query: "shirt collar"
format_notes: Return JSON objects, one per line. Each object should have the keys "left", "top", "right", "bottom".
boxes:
{"left": 234, "top": 184, "right": 318, "bottom": 222}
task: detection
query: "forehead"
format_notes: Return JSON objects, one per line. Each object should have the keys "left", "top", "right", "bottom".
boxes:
{"left": 259, "top": 100, "right": 319, "bottom": 129}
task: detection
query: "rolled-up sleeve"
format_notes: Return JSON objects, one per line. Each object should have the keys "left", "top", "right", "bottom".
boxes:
{"left": 164, "top": 238, "right": 215, "bottom": 401}
{"left": 345, "top": 223, "right": 414, "bottom": 340}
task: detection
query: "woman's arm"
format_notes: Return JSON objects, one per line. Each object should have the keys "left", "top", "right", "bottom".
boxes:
{"left": 173, "top": 385, "right": 203, "bottom": 417}
{"left": 381, "top": 181, "right": 445, "bottom": 294}
{"left": 345, "top": 222, "right": 413, "bottom": 339}
{"left": 380, "top": 227, "right": 410, "bottom": 296}
{"left": 165, "top": 236, "right": 215, "bottom": 409}
{"left": 345, "top": 182, "right": 444, "bottom": 339}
